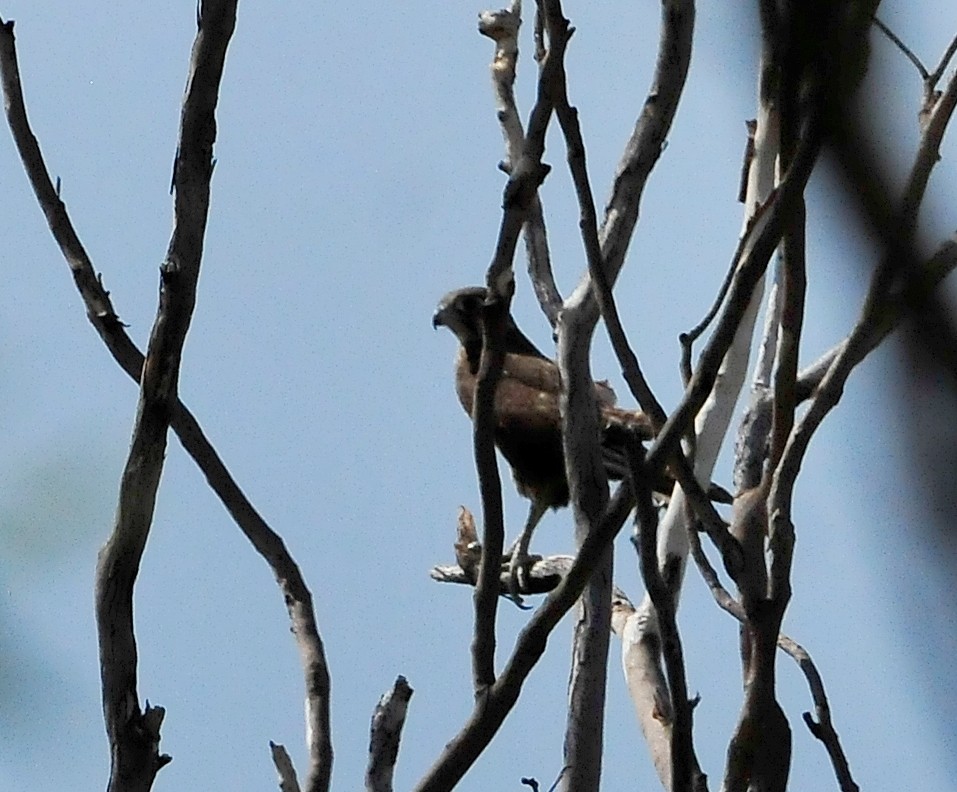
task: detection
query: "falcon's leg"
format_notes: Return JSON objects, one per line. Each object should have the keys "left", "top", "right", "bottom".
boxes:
{"left": 506, "top": 499, "right": 548, "bottom": 603}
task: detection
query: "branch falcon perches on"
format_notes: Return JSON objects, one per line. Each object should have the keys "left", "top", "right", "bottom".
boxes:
{"left": 433, "top": 286, "right": 663, "bottom": 596}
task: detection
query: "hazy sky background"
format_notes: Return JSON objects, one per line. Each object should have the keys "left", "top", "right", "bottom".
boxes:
{"left": 1, "top": 2, "right": 955, "bottom": 790}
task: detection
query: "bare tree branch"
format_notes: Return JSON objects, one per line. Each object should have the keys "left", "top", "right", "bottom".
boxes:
{"left": 762, "top": 9, "right": 811, "bottom": 605}
{"left": 688, "top": 530, "right": 859, "bottom": 792}
{"left": 478, "top": 4, "right": 524, "bottom": 164}
{"left": 432, "top": 556, "right": 574, "bottom": 596}
{"left": 413, "top": 486, "right": 634, "bottom": 792}
{"left": 580, "top": 0, "right": 696, "bottom": 304}
{"left": 271, "top": 742, "right": 303, "bottom": 792}
{"left": 432, "top": 507, "right": 641, "bottom": 601}
{"left": 628, "top": 447, "right": 699, "bottom": 792}
{"left": 0, "top": 9, "right": 334, "bottom": 791}
{"left": 611, "top": 596, "right": 673, "bottom": 788}
{"left": 789, "top": 643, "right": 860, "bottom": 792}
{"left": 469, "top": 6, "right": 558, "bottom": 676}
{"left": 771, "top": 54, "right": 957, "bottom": 538}
{"left": 366, "top": 677, "right": 414, "bottom": 792}
{"left": 478, "top": 2, "right": 561, "bottom": 324}
{"left": 483, "top": 0, "right": 556, "bottom": 299}
{"left": 469, "top": 0, "right": 561, "bottom": 703}
{"left": 521, "top": 5, "right": 616, "bottom": 788}
{"left": 90, "top": 2, "right": 238, "bottom": 787}
{"left": 927, "top": 30, "right": 957, "bottom": 90}
{"left": 470, "top": 289, "right": 511, "bottom": 689}
{"left": 873, "top": 16, "right": 929, "bottom": 79}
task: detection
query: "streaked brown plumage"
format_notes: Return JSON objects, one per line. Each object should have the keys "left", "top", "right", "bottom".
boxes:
{"left": 433, "top": 286, "right": 656, "bottom": 593}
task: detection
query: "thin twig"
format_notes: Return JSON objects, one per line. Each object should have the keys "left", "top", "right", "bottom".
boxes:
{"left": 873, "top": 17, "right": 928, "bottom": 78}
{"left": 767, "top": 37, "right": 809, "bottom": 484}
{"left": 928, "top": 30, "right": 957, "bottom": 88}
{"left": 679, "top": 198, "right": 773, "bottom": 389}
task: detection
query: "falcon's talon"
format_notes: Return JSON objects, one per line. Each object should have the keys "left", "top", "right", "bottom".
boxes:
{"left": 507, "top": 551, "right": 529, "bottom": 600}
{"left": 504, "top": 589, "right": 532, "bottom": 610}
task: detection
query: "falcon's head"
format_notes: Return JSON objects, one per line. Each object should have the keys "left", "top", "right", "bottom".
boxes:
{"left": 432, "top": 286, "right": 486, "bottom": 353}
{"left": 433, "top": 286, "right": 548, "bottom": 365}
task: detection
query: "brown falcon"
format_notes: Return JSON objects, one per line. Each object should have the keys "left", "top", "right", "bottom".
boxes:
{"left": 433, "top": 286, "right": 663, "bottom": 593}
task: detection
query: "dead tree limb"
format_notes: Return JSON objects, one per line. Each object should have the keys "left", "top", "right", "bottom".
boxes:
{"left": 366, "top": 677, "right": 414, "bottom": 792}
{"left": 92, "top": 2, "right": 239, "bottom": 787}
{"left": 688, "top": 529, "right": 858, "bottom": 792}
{"left": 469, "top": 0, "right": 557, "bottom": 693}
{"left": 414, "top": 487, "right": 634, "bottom": 792}
{"left": 0, "top": 7, "right": 332, "bottom": 790}
{"left": 478, "top": 1, "right": 561, "bottom": 324}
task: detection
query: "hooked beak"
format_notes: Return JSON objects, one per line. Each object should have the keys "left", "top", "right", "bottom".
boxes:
{"left": 432, "top": 303, "right": 452, "bottom": 330}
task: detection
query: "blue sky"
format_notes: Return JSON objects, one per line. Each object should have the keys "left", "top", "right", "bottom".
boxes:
{"left": 1, "top": 2, "right": 955, "bottom": 790}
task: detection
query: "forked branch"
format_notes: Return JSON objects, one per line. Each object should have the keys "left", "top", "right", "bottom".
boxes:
{"left": 93, "top": 2, "right": 239, "bottom": 787}
{"left": 0, "top": 8, "right": 332, "bottom": 790}
{"left": 478, "top": 1, "right": 561, "bottom": 323}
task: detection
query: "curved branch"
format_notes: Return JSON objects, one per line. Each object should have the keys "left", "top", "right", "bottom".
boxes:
{"left": 589, "top": 0, "right": 695, "bottom": 298}
{"left": 546, "top": 4, "right": 667, "bottom": 429}
{"left": 93, "top": 3, "right": 239, "bottom": 787}
{"left": 470, "top": 291, "right": 511, "bottom": 689}
{"left": 0, "top": 11, "right": 333, "bottom": 791}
